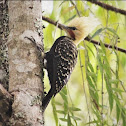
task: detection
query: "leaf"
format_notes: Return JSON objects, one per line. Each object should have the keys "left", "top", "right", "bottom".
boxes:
{"left": 99, "top": 40, "right": 106, "bottom": 55}
{"left": 61, "top": 86, "right": 67, "bottom": 95}
{"left": 121, "top": 108, "right": 126, "bottom": 126}
{"left": 91, "top": 28, "right": 104, "bottom": 40}
{"left": 104, "top": 63, "right": 111, "bottom": 78}
{"left": 87, "top": 70, "right": 97, "bottom": 85}
{"left": 51, "top": 98, "right": 58, "bottom": 126}
{"left": 70, "top": 116, "right": 81, "bottom": 121}
{"left": 55, "top": 101, "right": 62, "bottom": 106}
{"left": 92, "top": 109, "right": 101, "bottom": 123}
{"left": 104, "top": 76, "right": 113, "bottom": 112}
{"left": 62, "top": 6, "right": 75, "bottom": 15}
{"left": 56, "top": 110, "right": 66, "bottom": 114}
{"left": 105, "top": 27, "right": 119, "bottom": 38}
{"left": 97, "top": 54, "right": 103, "bottom": 74}
{"left": 113, "top": 94, "right": 121, "bottom": 108}
{"left": 87, "top": 71, "right": 97, "bottom": 80}
{"left": 87, "top": 45, "right": 95, "bottom": 57}
{"left": 59, "top": 118, "right": 68, "bottom": 122}
{"left": 60, "top": 91, "right": 68, "bottom": 104}
{"left": 64, "top": 101, "right": 68, "bottom": 114}
{"left": 85, "top": 120, "right": 98, "bottom": 125}
{"left": 112, "top": 88, "right": 124, "bottom": 93}
{"left": 69, "top": 107, "right": 81, "bottom": 111}
{"left": 60, "top": 88, "right": 68, "bottom": 114}
{"left": 87, "top": 62, "right": 94, "bottom": 72}
{"left": 116, "top": 103, "right": 121, "bottom": 123}
{"left": 65, "top": 15, "right": 76, "bottom": 23}
{"left": 109, "top": 79, "right": 120, "bottom": 84}
{"left": 67, "top": 113, "right": 72, "bottom": 126}
{"left": 86, "top": 76, "right": 96, "bottom": 90}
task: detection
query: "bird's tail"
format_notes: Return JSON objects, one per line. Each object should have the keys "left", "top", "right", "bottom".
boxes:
{"left": 42, "top": 88, "right": 54, "bottom": 112}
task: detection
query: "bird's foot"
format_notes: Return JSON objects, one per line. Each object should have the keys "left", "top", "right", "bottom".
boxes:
{"left": 25, "top": 36, "right": 43, "bottom": 52}
{"left": 24, "top": 36, "right": 36, "bottom": 44}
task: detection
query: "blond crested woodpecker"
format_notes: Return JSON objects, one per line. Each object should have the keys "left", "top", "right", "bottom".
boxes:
{"left": 43, "top": 16, "right": 100, "bottom": 110}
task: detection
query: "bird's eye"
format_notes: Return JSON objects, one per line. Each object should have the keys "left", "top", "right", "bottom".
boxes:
{"left": 68, "top": 27, "right": 77, "bottom": 30}
{"left": 72, "top": 27, "right": 77, "bottom": 30}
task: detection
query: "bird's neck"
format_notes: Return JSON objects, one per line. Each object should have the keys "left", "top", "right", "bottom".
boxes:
{"left": 73, "top": 39, "right": 81, "bottom": 46}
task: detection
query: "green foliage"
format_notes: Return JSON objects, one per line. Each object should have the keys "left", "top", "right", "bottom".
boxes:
{"left": 51, "top": 98, "right": 58, "bottom": 126}
{"left": 54, "top": 87, "right": 81, "bottom": 126}
{"left": 43, "top": 1, "right": 126, "bottom": 126}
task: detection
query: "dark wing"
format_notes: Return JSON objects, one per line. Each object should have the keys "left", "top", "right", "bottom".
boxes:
{"left": 42, "top": 36, "right": 78, "bottom": 110}
{"left": 52, "top": 36, "right": 78, "bottom": 95}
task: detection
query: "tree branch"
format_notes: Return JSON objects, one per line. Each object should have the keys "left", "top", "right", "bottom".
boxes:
{"left": 42, "top": 16, "right": 64, "bottom": 30}
{"left": 85, "top": 37, "right": 126, "bottom": 53}
{"left": 42, "top": 16, "right": 126, "bottom": 54}
{"left": 87, "top": 0, "right": 126, "bottom": 16}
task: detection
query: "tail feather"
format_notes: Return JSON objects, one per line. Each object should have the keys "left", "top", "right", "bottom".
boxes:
{"left": 42, "top": 88, "right": 54, "bottom": 111}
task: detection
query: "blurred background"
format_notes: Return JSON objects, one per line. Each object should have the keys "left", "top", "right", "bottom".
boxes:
{"left": 42, "top": 1, "right": 126, "bottom": 126}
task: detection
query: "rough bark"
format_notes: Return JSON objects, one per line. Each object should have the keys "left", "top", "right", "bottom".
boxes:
{"left": 0, "top": 84, "right": 13, "bottom": 125}
{"left": 6, "top": 1, "right": 44, "bottom": 125}
{"left": 0, "top": 0, "right": 9, "bottom": 90}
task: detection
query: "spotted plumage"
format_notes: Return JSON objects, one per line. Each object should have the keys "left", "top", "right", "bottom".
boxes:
{"left": 42, "top": 16, "right": 100, "bottom": 110}
{"left": 42, "top": 36, "right": 78, "bottom": 109}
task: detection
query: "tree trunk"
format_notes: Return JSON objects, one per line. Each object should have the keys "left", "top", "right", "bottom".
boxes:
{"left": 6, "top": 1, "right": 44, "bottom": 125}
{"left": 0, "top": 0, "right": 9, "bottom": 90}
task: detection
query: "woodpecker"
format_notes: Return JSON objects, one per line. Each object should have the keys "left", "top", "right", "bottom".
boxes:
{"left": 42, "top": 16, "right": 100, "bottom": 110}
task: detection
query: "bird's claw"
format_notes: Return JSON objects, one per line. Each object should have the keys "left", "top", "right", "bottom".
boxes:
{"left": 25, "top": 36, "right": 43, "bottom": 53}
{"left": 24, "top": 36, "right": 36, "bottom": 44}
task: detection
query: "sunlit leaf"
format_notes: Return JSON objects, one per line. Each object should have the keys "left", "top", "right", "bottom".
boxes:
{"left": 87, "top": 62, "right": 94, "bottom": 72}
{"left": 92, "top": 109, "right": 101, "bottom": 123}
{"left": 87, "top": 45, "right": 95, "bottom": 57}
{"left": 85, "top": 120, "right": 98, "bottom": 125}
{"left": 87, "top": 76, "right": 96, "bottom": 90}
{"left": 69, "top": 107, "right": 81, "bottom": 111}
{"left": 51, "top": 98, "right": 58, "bottom": 126}
{"left": 99, "top": 40, "right": 106, "bottom": 55}
{"left": 105, "top": 27, "right": 119, "bottom": 38}
{"left": 70, "top": 116, "right": 81, "bottom": 121}
{"left": 59, "top": 118, "right": 67, "bottom": 122}
{"left": 56, "top": 110, "right": 66, "bottom": 114}
{"left": 112, "top": 88, "right": 124, "bottom": 93}
{"left": 60, "top": 91, "right": 68, "bottom": 104}
{"left": 64, "top": 101, "right": 68, "bottom": 114}
{"left": 87, "top": 71, "right": 97, "bottom": 81}
{"left": 104, "top": 76, "right": 114, "bottom": 112}
{"left": 97, "top": 54, "right": 103, "bottom": 74}
{"left": 91, "top": 28, "right": 104, "bottom": 40}
{"left": 113, "top": 94, "right": 121, "bottom": 108}
{"left": 121, "top": 108, "right": 126, "bottom": 126}
{"left": 109, "top": 79, "right": 120, "bottom": 84}
{"left": 55, "top": 101, "right": 62, "bottom": 106}
{"left": 62, "top": 6, "right": 75, "bottom": 15}
{"left": 67, "top": 114, "right": 72, "bottom": 126}
{"left": 87, "top": 69, "right": 97, "bottom": 85}
{"left": 61, "top": 86, "right": 67, "bottom": 95}
{"left": 65, "top": 15, "right": 76, "bottom": 23}
{"left": 116, "top": 103, "right": 121, "bottom": 123}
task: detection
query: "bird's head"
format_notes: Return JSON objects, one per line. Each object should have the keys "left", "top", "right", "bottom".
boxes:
{"left": 63, "top": 16, "right": 100, "bottom": 45}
